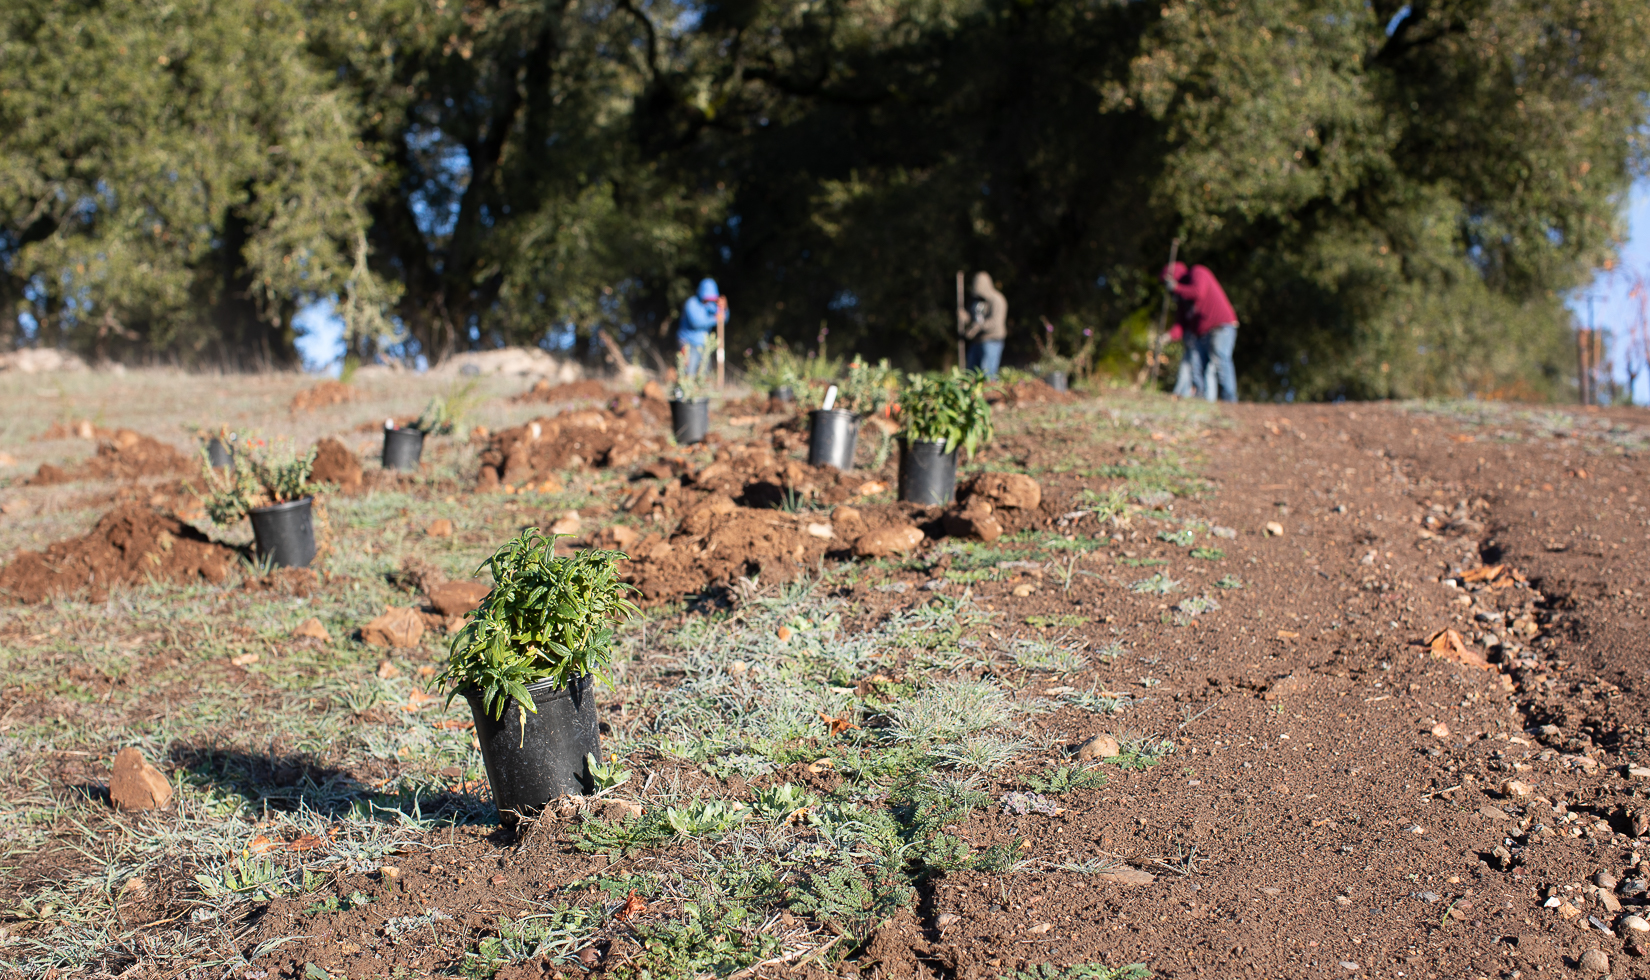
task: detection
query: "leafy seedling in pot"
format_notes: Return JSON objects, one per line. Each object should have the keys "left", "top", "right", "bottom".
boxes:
{"left": 437, "top": 529, "right": 637, "bottom": 726}
{"left": 196, "top": 436, "right": 317, "bottom": 525}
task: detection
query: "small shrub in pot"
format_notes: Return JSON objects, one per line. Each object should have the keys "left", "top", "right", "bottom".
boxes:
{"left": 437, "top": 530, "right": 637, "bottom": 824}
{"left": 198, "top": 438, "right": 320, "bottom": 568}
{"left": 669, "top": 348, "right": 713, "bottom": 444}
{"left": 894, "top": 369, "right": 994, "bottom": 505}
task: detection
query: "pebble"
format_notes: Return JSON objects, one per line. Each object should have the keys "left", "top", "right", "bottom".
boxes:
{"left": 936, "top": 913, "right": 960, "bottom": 930}
{"left": 1416, "top": 891, "right": 1440, "bottom": 903}
{"left": 1501, "top": 779, "right": 1534, "bottom": 797}
{"left": 1028, "top": 922, "right": 1054, "bottom": 934}
{"left": 1077, "top": 734, "right": 1121, "bottom": 761}
{"left": 1431, "top": 723, "right": 1451, "bottom": 738}
{"left": 109, "top": 747, "right": 174, "bottom": 811}
{"left": 1621, "top": 914, "right": 1649, "bottom": 933}
{"left": 1596, "top": 871, "right": 1618, "bottom": 890}
{"left": 1264, "top": 521, "right": 1285, "bottom": 537}
{"left": 1579, "top": 948, "right": 1609, "bottom": 974}
{"left": 1339, "top": 962, "right": 1359, "bottom": 971}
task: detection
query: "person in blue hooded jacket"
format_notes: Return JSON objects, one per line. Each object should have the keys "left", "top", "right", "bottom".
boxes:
{"left": 679, "top": 278, "right": 727, "bottom": 378}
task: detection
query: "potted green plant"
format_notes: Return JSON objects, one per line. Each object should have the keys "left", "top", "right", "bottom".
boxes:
{"left": 384, "top": 382, "right": 479, "bottom": 471}
{"left": 893, "top": 369, "right": 994, "bottom": 505}
{"left": 745, "top": 338, "right": 805, "bottom": 404}
{"left": 199, "top": 439, "right": 320, "bottom": 568}
{"left": 437, "top": 530, "right": 637, "bottom": 825}
{"left": 669, "top": 347, "right": 713, "bottom": 444}
{"left": 808, "top": 357, "right": 898, "bottom": 470}
{"left": 1032, "top": 316, "right": 1097, "bottom": 392}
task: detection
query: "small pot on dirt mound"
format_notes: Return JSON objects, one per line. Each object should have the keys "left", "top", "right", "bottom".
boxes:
{"left": 249, "top": 497, "right": 317, "bottom": 568}
{"left": 206, "top": 437, "right": 233, "bottom": 469}
{"left": 670, "top": 398, "right": 710, "bottom": 445}
{"left": 1045, "top": 371, "right": 1069, "bottom": 393}
{"left": 382, "top": 425, "right": 424, "bottom": 471}
{"left": 465, "top": 675, "right": 600, "bottom": 826}
{"left": 898, "top": 439, "right": 958, "bottom": 505}
{"left": 808, "top": 409, "right": 859, "bottom": 470}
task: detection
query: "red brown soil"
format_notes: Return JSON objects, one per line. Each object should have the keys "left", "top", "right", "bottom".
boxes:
{"left": 476, "top": 407, "right": 668, "bottom": 489}
{"left": 511, "top": 378, "right": 614, "bottom": 404}
{"left": 0, "top": 504, "right": 236, "bottom": 602}
{"left": 32, "top": 418, "right": 116, "bottom": 440}
{"left": 289, "top": 379, "right": 361, "bottom": 412}
{"left": 23, "top": 398, "right": 1650, "bottom": 980}
{"left": 310, "top": 437, "right": 364, "bottom": 491}
{"left": 25, "top": 429, "right": 193, "bottom": 485}
{"left": 987, "top": 376, "right": 1077, "bottom": 406}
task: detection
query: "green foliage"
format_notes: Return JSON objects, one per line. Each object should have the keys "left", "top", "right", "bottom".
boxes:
{"left": 787, "top": 857, "right": 914, "bottom": 944}
{"left": 1190, "top": 547, "right": 1225, "bottom": 561}
{"left": 461, "top": 905, "right": 604, "bottom": 978}
{"left": 620, "top": 896, "right": 784, "bottom": 980}
{"left": 414, "top": 380, "right": 481, "bottom": 436}
{"left": 198, "top": 439, "right": 316, "bottom": 524}
{"left": 672, "top": 347, "right": 713, "bottom": 402}
{"left": 0, "top": 0, "right": 390, "bottom": 365}
{"left": 1156, "top": 529, "right": 1195, "bottom": 547}
{"left": 1022, "top": 764, "right": 1108, "bottom": 795}
{"left": 745, "top": 337, "right": 837, "bottom": 393}
{"left": 836, "top": 357, "right": 900, "bottom": 416}
{"left": 896, "top": 370, "right": 994, "bottom": 459}
{"left": 438, "top": 530, "right": 637, "bottom": 721}
{"left": 1129, "top": 573, "right": 1181, "bottom": 595}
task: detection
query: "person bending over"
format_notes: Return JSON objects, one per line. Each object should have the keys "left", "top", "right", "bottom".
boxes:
{"left": 1162, "top": 261, "right": 1239, "bottom": 402}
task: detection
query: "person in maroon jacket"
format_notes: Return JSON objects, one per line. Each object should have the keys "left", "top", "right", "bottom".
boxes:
{"left": 1162, "top": 261, "right": 1239, "bottom": 402}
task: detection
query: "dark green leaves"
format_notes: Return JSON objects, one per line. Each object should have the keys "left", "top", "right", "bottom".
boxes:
{"left": 895, "top": 369, "right": 994, "bottom": 459}
{"left": 438, "top": 530, "right": 638, "bottom": 720}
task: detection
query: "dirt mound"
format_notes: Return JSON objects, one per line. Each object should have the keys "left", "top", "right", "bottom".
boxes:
{"left": 289, "top": 380, "right": 361, "bottom": 412}
{"left": 988, "top": 377, "right": 1076, "bottom": 406}
{"left": 33, "top": 419, "right": 116, "bottom": 441}
{"left": 512, "top": 379, "right": 613, "bottom": 404}
{"left": 624, "top": 498, "right": 837, "bottom": 599}
{"left": 310, "top": 438, "right": 363, "bottom": 491}
{"left": 475, "top": 408, "right": 666, "bottom": 489}
{"left": 26, "top": 430, "right": 193, "bottom": 485}
{"left": 0, "top": 504, "right": 237, "bottom": 603}
{"left": 684, "top": 441, "right": 877, "bottom": 507}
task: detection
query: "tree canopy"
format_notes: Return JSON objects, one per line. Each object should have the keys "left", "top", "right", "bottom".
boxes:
{"left": 2, "top": 0, "right": 1646, "bottom": 397}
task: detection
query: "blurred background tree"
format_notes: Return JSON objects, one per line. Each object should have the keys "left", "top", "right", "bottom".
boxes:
{"left": 2, "top": 0, "right": 1645, "bottom": 397}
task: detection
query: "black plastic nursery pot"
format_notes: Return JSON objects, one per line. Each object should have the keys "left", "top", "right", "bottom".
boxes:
{"left": 670, "top": 398, "right": 709, "bottom": 445}
{"left": 466, "top": 674, "right": 601, "bottom": 827}
{"left": 1046, "top": 371, "right": 1069, "bottom": 393}
{"left": 808, "top": 409, "right": 859, "bottom": 470}
{"left": 382, "top": 427, "right": 425, "bottom": 471}
{"left": 206, "top": 437, "right": 232, "bottom": 469}
{"left": 773, "top": 385, "right": 795, "bottom": 404}
{"left": 898, "top": 439, "right": 958, "bottom": 505}
{"left": 249, "top": 496, "right": 317, "bottom": 568}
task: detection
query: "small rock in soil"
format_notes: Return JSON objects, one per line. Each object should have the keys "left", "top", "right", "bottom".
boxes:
{"left": 377, "top": 660, "right": 401, "bottom": 679}
{"left": 293, "top": 617, "right": 330, "bottom": 642}
{"left": 1580, "top": 948, "right": 1609, "bottom": 974}
{"left": 853, "top": 525, "right": 924, "bottom": 557}
{"left": 945, "top": 504, "right": 1003, "bottom": 543}
{"left": 1265, "top": 521, "right": 1285, "bottom": 536}
{"left": 109, "top": 747, "right": 173, "bottom": 811}
{"left": 1621, "top": 914, "right": 1649, "bottom": 933}
{"left": 1597, "top": 871, "right": 1619, "bottom": 889}
{"left": 1077, "top": 734, "right": 1121, "bottom": 760}
{"left": 965, "top": 472, "right": 1041, "bottom": 510}
{"left": 430, "top": 581, "right": 491, "bottom": 617}
{"left": 1501, "top": 779, "right": 1534, "bottom": 797}
{"left": 936, "top": 913, "right": 960, "bottom": 930}
{"left": 832, "top": 505, "right": 863, "bottom": 525}
{"left": 362, "top": 607, "right": 425, "bottom": 648}
{"left": 426, "top": 518, "right": 454, "bottom": 537}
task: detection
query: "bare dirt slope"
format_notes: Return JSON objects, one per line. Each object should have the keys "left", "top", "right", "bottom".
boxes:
{"left": 5, "top": 394, "right": 1650, "bottom": 980}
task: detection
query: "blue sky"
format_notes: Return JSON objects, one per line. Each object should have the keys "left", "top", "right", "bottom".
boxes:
{"left": 1569, "top": 178, "right": 1650, "bottom": 402}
